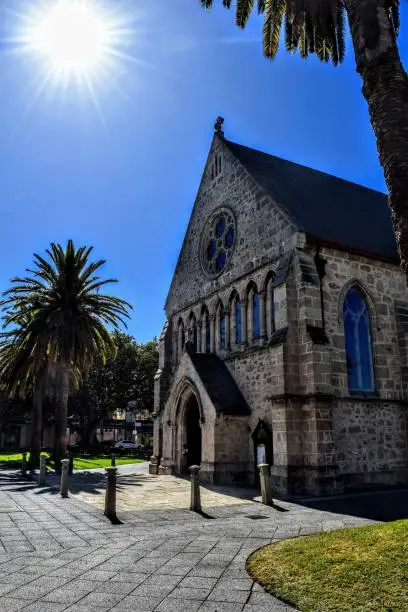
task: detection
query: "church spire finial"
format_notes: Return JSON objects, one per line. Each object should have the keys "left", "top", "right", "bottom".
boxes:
{"left": 214, "top": 116, "right": 224, "bottom": 138}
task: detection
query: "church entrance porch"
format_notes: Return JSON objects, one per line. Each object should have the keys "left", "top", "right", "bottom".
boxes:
{"left": 155, "top": 351, "right": 251, "bottom": 484}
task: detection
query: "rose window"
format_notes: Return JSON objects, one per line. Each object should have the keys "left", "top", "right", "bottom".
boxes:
{"left": 201, "top": 208, "right": 236, "bottom": 278}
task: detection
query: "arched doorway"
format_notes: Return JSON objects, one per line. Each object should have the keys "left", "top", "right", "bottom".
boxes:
{"left": 184, "top": 395, "right": 202, "bottom": 468}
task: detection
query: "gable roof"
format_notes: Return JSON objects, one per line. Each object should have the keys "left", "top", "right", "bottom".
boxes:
{"left": 224, "top": 139, "right": 398, "bottom": 261}
{"left": 189, "top": 352, "right": 250, "bottom": 416}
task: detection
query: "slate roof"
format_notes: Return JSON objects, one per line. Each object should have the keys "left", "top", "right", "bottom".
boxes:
{"left": 225, "top": 139, "right": 398, "bottom": 261}
{"left": 189, "top": 352, "right": 250, "bottom": 416}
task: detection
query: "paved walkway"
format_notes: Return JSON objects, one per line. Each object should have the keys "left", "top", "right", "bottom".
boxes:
{"left": 0, "top": 469, "right": 380, "bottom": 611}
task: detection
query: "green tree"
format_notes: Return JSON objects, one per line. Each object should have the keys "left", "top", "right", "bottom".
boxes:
{"left": 0, "top": 240, "right": 131, "bottom": 467}
{"left": 199, "top": 2, "right": 408, "bottom": 272}
{"left": 69, "top": 333, "right": 158, "bottom": 448}
{"left": 0, "top": 322, "right": 48, "bottom": 468}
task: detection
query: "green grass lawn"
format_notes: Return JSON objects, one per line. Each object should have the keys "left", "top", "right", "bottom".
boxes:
{"left": 71, "top": 455, "right": 144, "bottom": 470}
{"left": 0, "top": 452, "right": 144, "bottom": 471}
{"left": 246, "top": 520, "right": 408, "bottom": 612}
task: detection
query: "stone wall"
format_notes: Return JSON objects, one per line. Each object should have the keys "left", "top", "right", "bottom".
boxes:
{"left": 332, "top": 400, "right": 408, "bottom": 489}
{"left": 297, "top": 242, "right": 408, "bottom": 491}
{"left": 165, "top": 134, "right": 297, "bottom": 318}
{"left": 320, "top": 244, "right": 407, "bottom": 399}
{"left": 225, "top": 344, "right": 285, "bottom": 484}
{"left": 213, "top": 415, "right": 250, "bottom": 484}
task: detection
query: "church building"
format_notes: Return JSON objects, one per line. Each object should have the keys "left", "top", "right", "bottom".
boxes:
{"left": 150, "top": 118, "right": 408, "bottom": 497}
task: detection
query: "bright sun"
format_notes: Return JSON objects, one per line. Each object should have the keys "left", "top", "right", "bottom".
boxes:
{"left": 30, "top": 0, "right": 111, "bottom": 75}
{"left": 28, "top": 0, "right": 113, "bottom": 77}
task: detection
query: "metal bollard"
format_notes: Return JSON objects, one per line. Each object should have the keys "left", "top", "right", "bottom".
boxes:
{"left": 38, "top": 455, "right": 47, "bottom": 486}
{"left": 189, "top": 465, "right": 202, "bottom": 513}
{"left": 111, "top": 454, "right": 116, "bottom": 467}
{"left": 258, "top": 463, "right": 273, "bottom": 506}
{"left": 104, "top": 467, "right": 117, "bottom": 521}
{"left": 21, "top": 452, "right": 27, "bottom": 476}
{"left": 60, "top": 459, "right": 69, "bottom": 498}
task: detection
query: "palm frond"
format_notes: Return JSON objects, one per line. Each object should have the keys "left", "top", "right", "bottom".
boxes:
{"left": 199, "top": 0, "right": 400, "bottom": 66}
{"left": 0, "top": 240, "right": 132, "bottom": 397}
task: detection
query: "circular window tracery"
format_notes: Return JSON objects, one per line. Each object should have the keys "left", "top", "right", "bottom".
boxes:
{"left": 201, "top": 208, "right": 236, "bottom": 278}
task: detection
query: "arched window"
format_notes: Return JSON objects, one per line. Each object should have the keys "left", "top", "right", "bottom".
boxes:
{"left": 253, "top": 292, "right": 261, "bottom": 339}
{"left": 264, "top": 272, "right": 276, "bottom": 336}
{"left": 343, "top": 287, "right": 375, "bottom": 392}
{"left": 188, "top": 314, "right": 197, "bottom": 352}
{"left": 235, "top": 299, "right": 242, "bottom": 344}
{"left": 219, "top": 308, "right": 226, "bottom": 350}
{"left": 177, "top": 320, "right": 185, "bottom": 362}
{"left": 270, "top": 284, "right": 276, "bottom": 334}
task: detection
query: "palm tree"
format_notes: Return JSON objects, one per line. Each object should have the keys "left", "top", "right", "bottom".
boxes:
{"left": 0, "top": 240, "right": 131, "bottom": 468}
{"left": 198, "top": 2, "right": 408, "bottom": 273}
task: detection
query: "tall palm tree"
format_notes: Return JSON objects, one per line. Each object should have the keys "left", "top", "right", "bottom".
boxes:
{"left": 0, "top": 240, "right": 131, "bottom": 467}
{"left": 199, "top": 2, "right": 408, "bottom": 274}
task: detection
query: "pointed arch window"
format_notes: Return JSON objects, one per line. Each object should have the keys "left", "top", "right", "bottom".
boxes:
{"left": 235, "top": 299, "right": 242, "bottom": 344}
{"left": 189, "top": 319, "right": 197, "bottom": 352}
{"left": 271, "top": 288, "right": 276, "bottom": 333}
{"left": 206, "top": 317, "right": 211, "bottom": 353}
{"left": 219, "top": 308, "right": 226, "bottom": 350}
{"left": 343, "top": 287, "right": 375, "bottom": 392}
{"left": 253, "top": 292, "right": 261, "bottom": 339}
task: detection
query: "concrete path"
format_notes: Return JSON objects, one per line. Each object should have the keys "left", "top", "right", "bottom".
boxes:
{"left": 0, "top": 470, "right": 380, "bottom": 611}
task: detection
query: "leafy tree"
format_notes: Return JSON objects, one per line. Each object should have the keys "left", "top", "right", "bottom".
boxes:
{"left": 0, "top": 322, "right": 48, "bottom": 468}
{"left": 199, "top": 1, "right": 408, "bottom": 273}
{"left": 0, "top": 240, "right": 131, "bottom": 467}
{"left": 69, "top": 333, "right": 158, "bottom": 448}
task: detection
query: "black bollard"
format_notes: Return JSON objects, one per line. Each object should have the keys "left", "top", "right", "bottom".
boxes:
{"left": 104, "top": 467, "right": 118, "bottom": 522}
{"left": 189, "top": 465, "right": 202, "bottom": 513}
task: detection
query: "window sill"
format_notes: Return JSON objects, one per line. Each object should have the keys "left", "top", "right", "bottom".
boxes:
{"left": 348, "top": 390, "right": 379, "bottom": 398}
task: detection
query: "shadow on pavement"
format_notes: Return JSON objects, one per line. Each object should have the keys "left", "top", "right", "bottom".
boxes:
{"left": 298, "top": 488, "right": 408, "bottom": 522}
{"left": 34, "top": 471, "right": 147, "bottom": 496}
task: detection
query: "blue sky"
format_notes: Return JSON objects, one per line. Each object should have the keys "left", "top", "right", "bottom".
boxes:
{"left": 0, "top": 1, "right": 407, "bottom": 343}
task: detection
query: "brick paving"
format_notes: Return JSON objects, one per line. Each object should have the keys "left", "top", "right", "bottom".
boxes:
{"left": 0, "top": 468, "right": 378, "bottom": 611}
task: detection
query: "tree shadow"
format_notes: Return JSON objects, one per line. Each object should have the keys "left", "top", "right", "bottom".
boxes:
{"left": 32, "top": 471, "right": 147, "bottom": 496}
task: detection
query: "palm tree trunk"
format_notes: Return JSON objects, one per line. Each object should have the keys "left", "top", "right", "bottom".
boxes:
{"left": 345, "top": 0, "right": 408, "bottom": 273}
{"left": 29, "top": 388, "right": 42, "bottom": 470}
{"left": 54, "top": 365, "right": 70, "bottom": 470}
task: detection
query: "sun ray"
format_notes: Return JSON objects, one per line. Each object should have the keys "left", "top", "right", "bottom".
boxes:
{"left": 10, "top": 0, "right": 131, "bottom": 92}
{"left": 106, "top": 48, "right": 181, "bottom": 80}
{"left": 82, "top": 71, "right": 107, "bottom": 130}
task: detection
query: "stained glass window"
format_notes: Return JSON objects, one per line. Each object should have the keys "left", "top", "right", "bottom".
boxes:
{"left": 216, "top": 250, "right": 226, "bottom": 272}
{"left": 235, "top": 300, "right": 242, "bottom": 343}
{"left": 201, "top": 208, "right": 236, "bottom": 278}
{"left": 271, "top": 286, "right": 276, "bottom": 333}
{"left": 207, "top": 240, "right": 217, "bottom": 261}
{"left": 215, "top": 217, "right": 226, "bottom": 237}
{"left": 343, "top": 288, "right": 375, "bottom": 392}
{"left": 253, "top": 293, "right": 261, "bottom": 339}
